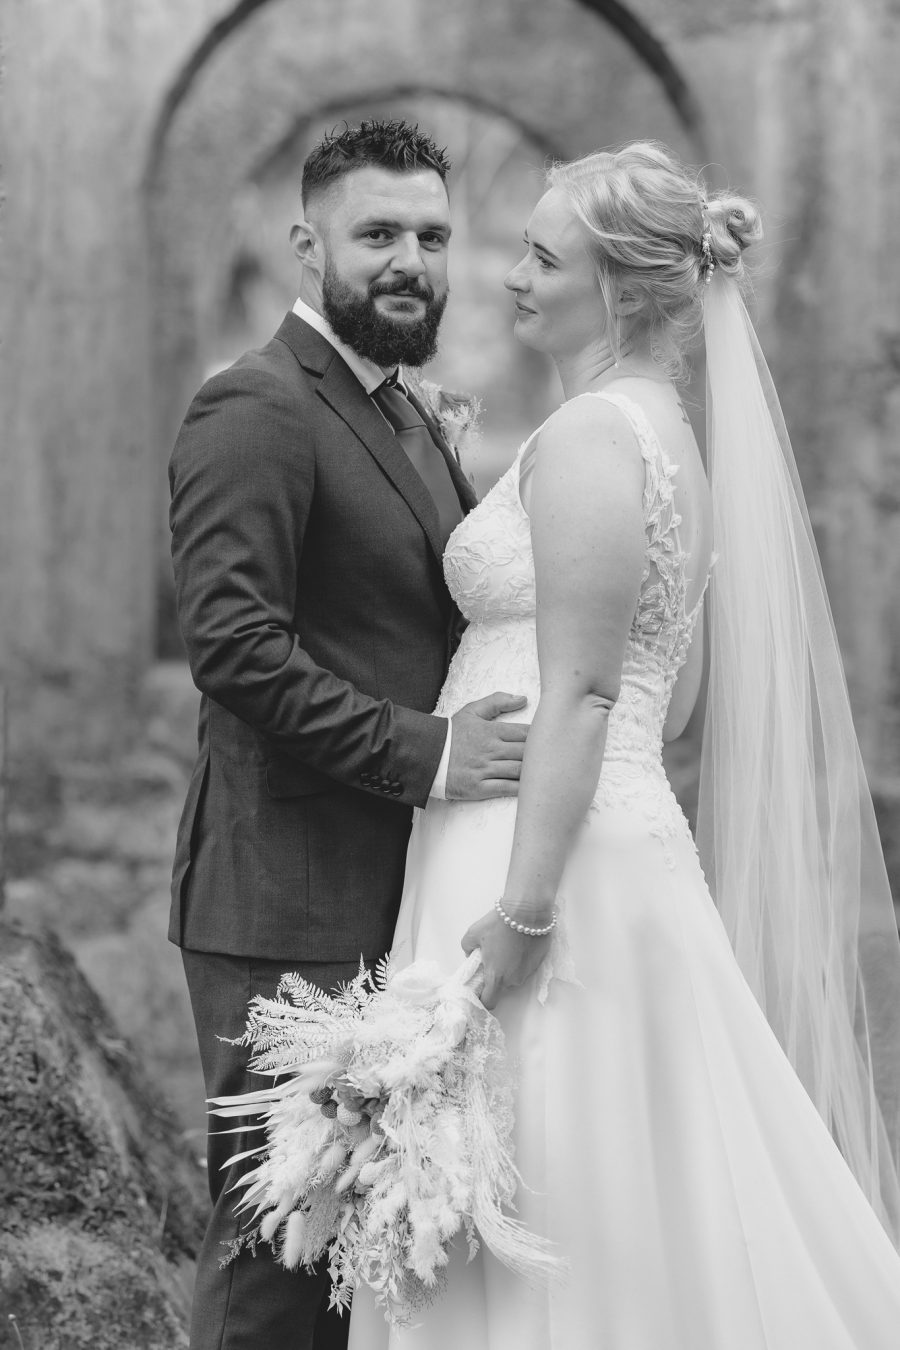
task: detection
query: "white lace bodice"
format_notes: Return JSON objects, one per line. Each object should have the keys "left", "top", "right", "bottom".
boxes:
{"left": 438, "top": 391, "right": 710, "bottom": 851}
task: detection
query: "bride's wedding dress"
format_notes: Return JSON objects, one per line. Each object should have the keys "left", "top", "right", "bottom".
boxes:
{"left": 347, "top": 391, "right": 900, "bottom": 1349}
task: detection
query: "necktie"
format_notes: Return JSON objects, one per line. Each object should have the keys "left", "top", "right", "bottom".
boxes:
{"left": 371, "top": 377, "right": 464, "bottom": 550}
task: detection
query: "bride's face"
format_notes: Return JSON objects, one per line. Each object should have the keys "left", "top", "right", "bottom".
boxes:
{"left": 504, "top": 187, "right": 606, "bottom": 358}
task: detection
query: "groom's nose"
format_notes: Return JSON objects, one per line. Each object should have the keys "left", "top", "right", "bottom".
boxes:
{"left": 390, "top": 233, "right": 427, "bottom": 278}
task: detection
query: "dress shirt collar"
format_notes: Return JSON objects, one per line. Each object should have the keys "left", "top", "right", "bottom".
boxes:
{"left": 291, "top": 297, "right": 405, "bottom": 395}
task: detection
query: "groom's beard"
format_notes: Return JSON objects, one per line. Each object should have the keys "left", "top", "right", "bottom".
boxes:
{"left": 321, "top": 262, "right": 448, "bottom": 368}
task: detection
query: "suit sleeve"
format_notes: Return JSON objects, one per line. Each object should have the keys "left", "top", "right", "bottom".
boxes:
{"left": 169, "top": 364, "right": 447, "bottom": 807}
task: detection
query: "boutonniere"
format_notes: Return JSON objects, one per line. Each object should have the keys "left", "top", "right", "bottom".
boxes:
{"left": 406, "top": 376, "right": 482, "bottom": 461}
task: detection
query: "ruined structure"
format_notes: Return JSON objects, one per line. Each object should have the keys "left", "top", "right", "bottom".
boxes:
{"left": 2, "top": 0, "right": 899, "bottom": 790}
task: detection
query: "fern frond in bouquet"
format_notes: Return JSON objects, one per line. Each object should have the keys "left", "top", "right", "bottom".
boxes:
{"left": 210, "top": 951, "right": 563, "bottom": 1326}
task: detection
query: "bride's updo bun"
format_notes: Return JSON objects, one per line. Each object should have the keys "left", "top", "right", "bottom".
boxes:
{"left": 547, "top": 141, "right": 762, "bottom": 375}
{"left": 704, "top": 193, "right": 763, "bottom": 278}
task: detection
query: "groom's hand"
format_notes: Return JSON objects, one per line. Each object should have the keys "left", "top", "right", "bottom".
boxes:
{"left": 445, "top": 693, "right": 528, "bottom": 800}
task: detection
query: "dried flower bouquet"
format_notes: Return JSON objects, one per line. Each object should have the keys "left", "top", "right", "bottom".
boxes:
{"left": 211, "top": 952, "right": 562, "bottom": 1326}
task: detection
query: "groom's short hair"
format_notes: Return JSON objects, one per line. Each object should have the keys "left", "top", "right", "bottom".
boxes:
{"left": 301, "top": 119, "right": 451, "bottom": 208}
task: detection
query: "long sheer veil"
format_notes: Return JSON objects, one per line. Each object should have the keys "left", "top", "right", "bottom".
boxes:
{"left": 696, "top": 271, "right": 900, "bottom": 1243}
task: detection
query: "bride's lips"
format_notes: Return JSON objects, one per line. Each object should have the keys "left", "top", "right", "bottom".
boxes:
{"left": 514, "top": 302, "right": 536, "bottom": 316}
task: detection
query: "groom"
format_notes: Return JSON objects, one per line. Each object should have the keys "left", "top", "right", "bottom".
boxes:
{"left": 169, "top": 120, "right": 527, "bottom": 1350}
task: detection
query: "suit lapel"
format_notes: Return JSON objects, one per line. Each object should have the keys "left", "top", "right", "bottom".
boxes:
{"left": 275, "top": 312, "right": 477, "bottom": 561}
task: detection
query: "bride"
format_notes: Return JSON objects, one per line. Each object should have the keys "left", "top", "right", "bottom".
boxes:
{"left": 348, "top": 142, "right": 900, "bottom": 1348}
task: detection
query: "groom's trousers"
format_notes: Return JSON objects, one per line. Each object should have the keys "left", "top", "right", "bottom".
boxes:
{"left": 183, "top": 950, "right": 377, "bottom": 1350}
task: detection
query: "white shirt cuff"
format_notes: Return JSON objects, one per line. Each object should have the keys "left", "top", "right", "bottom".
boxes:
{"left": 428, "top": 720, "right": 453, "bottom": 799}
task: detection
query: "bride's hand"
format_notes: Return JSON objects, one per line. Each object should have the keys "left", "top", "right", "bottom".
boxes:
{"left": 461, "top": 909, "right": 552, "bottom": 1011}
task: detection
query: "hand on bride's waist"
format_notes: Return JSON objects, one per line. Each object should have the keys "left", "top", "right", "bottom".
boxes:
{"left": 444, "top": 692, "right": 530, "bottom": 801}
{"left": 461, "top": 899, "right": 554, "bottom": 1011}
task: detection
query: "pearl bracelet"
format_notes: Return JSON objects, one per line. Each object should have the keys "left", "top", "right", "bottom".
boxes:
{"left": 494, "top": 896, "right": 557, "bottom": 938}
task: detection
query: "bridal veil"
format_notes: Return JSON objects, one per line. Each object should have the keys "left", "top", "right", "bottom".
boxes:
{"left": 697, "top": 270, "right": 900, "bottom": 1241}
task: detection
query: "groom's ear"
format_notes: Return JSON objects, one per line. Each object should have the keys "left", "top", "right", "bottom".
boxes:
{"left": 291, "top": 220, "right": 322, "bottom": 272}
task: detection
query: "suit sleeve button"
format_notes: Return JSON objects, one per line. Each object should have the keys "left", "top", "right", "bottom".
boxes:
{"left": 390, "top": 784, "right": 402, "bottom": 797}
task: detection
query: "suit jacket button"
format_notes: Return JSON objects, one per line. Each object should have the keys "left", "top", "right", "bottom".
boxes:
{"left": 390, "top": 784, "right": 402, "bottom": 797}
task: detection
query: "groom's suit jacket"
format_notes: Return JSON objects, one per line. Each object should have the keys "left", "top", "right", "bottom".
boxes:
{"left": 168, "top": 312, "right": 477, "bottom": 962}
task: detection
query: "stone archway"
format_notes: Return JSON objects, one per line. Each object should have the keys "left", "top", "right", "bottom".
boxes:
{"left": 144, "top": 0, "right": 708, "bottom": 653}
{"left": 145, "top": 0, "right": 707, "bottom": 442}
{"left": 145, "top": 0, "right": 706, "bottom": 187}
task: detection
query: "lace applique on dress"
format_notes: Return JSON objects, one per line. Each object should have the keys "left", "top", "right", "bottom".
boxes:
{"left": 584, "top": 392, "right": 711, "bottom": 863}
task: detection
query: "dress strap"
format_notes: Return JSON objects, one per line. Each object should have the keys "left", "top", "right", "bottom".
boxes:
{"left": 583, "top": 390, "right": 683, "bottom": 555}
{"left": 515, "top": 413, "right": 558, "bottom": 511}
{"left": 584, "top": 390, "right": 674, "bottom": 477}
{"left": 517, "top": 393, "right": 681, "bottom": 548}
{"left": 587, "top": 390, "right": 715, "bottom": 625}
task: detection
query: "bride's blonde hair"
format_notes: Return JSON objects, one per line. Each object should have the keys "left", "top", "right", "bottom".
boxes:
{"left": 547, "top": 141, "right": 763, "bottom": 376}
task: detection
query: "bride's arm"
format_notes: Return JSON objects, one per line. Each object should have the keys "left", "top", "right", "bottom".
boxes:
{"left": 462, "top": 398, "right": 646, "bottom": 1008}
